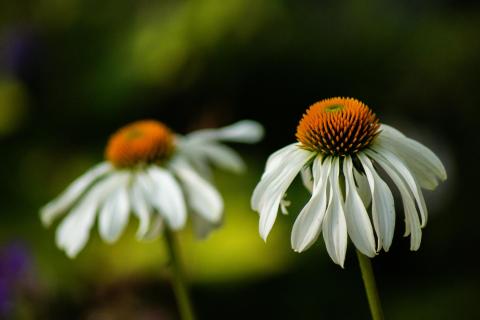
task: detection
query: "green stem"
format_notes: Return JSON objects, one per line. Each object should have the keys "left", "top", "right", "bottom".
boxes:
{"left": 356, "top": 250, "right": 384, "bottom": 320}
{"left": 164, "top": 229, "right": 196, "bottom": 320}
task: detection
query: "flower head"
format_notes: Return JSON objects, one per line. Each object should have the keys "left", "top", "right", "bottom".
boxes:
{"left": 296, "top": 97, "right": 380, "bottom": 155}
{"left": 41, "top": 119, "right": 264, "bottom": 258}
{"left": 106, "top": 120, "right": 175, "bottom": 168}
{"left": 251, "top": 97, "right": 446, "bottom": 267}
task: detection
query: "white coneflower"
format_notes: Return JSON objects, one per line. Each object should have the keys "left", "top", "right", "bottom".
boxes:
{"left": 41, "top": 119, "right": 263, "bottom": 258}
{"left": 251, "top": 97, "right": 446, "bottom": 267}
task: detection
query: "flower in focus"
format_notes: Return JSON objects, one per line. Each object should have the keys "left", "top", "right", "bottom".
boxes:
{"left": 41, "top": 120, "right": 263, "bottom": 258}
{"left": 251, "top": 97, "right": 446, "bottom": 266}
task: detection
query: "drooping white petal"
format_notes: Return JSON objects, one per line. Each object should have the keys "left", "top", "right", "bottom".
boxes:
{"left": 343, "top": 156, "right": 376, "bottom": 257}
{"left": 175, "top": 147, "right": 214, "bottom": 180}
{"left": 176, "top": 137, "right": 246, "bottom": 177}
{"left": 280, "top": 194, "right": 291, "bottom": 215}
{"left": 198, "top": 143, "right": 246, "bottom": 173}
{"left": 370, "top": 146, "right": 428, "bottom": 227}
{"left": 353, "top": 166, "right": 371, "bottom": 208}
{"left": 142, "top": 215, "right": 165, "bottom": 240}
{"left": 358, "top": 153, "right": 395, "bottom": 251}
{"left": 41, "top": 162, "right": 113, "bottom": 226}
{"left": 300, "top": 165, "right": 314, "bottom": 193}
{"left": 322, "top": 158, "right": 348, "bottom": 267}
{"left": 191, "top": 212, "right": 219, "bottom": 239}
{"left": 366, "top": 150, "right": 422, "bottom": 250}
{"left": 252, "top": 147, "right": 313, "bottom": 241}
{"left": 251, "top": 143, "right": 304, "bottom": 211}
{"left": 146, "top": 166, "right": 187, "bottom": 230}
{"left": 185, "top": 120, "right": 264, "bottom": 144}
{"left": 376, "top": 124, "right": 447, "bottom": 190}
{"left": 55, "top": 173, "right": 123, "bottom": 258}
{"left": 56, "top": 202, "right": 97, "bottom": 258}
{"left": 171, "top": 159, "right": 223, "bottom": 224}
{"left": 130, "top": 175, "right": 152, "bottom": 239}
{"left": 98, "top": 179, "right": 130, "bottom": 243}
{"left": 264, "top": 143, "right": 299, "bottom": 174}
{"left": 291, "top": 156, "right": 331, "bottom": 252}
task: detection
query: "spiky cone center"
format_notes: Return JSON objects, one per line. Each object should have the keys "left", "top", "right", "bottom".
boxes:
{"left": 296, "top": 97, "right": 380, "bottom": 156}
{"left": 105, "top": 120, "right": 175, "bottom": 168}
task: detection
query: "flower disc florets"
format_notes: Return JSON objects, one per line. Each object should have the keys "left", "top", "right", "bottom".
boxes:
{"left": 105, "top": 120, "right": 175, "bottom": 168}
{"left": 296, "top": 97, "right": 380, "bottom": 156}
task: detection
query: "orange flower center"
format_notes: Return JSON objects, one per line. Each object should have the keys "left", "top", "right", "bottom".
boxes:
{"left": 105, "top": 120, "right": 175, "bottom": 168}
{"left": 296, "top": 97, "right": 380, "bottom": 156}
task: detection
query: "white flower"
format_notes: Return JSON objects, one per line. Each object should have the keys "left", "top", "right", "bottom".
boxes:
{"left": 41, "top": 120, "right": 263, "bottom": 258}
{"left": 251, "top": 97, "right": 446, "bottom": 267}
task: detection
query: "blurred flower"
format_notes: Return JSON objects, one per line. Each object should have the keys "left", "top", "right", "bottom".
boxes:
{"left": 41, "top": 120, "right": 263, "bottom": 258}
{"left": 251, "top": 97, "right": 446, "bottom": 267}
{"left": 2, "top": 28, "right": 37, "bottom": 76}
{"left": 0, "top": 242, "right": 34, "bottom": 317}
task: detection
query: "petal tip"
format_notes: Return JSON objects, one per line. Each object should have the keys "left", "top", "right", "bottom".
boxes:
{"left": 169, "top": 219, "right": 186, "bottom": 231}
{"left": 39, "top": 211, "right": 52, "bottom": 227}
{"left": 240, "top": 120, "right": 265, "bottom": 142}
{"left": 65, "top": 247, "right": 79, "bottom": 259}
{"left": 259, "top": 227, "right": 270, "bottom": 242}
{"left": 292, "top": 246, "right": 305, "bottom": 253}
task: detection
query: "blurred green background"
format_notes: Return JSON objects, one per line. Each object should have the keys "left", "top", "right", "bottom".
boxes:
{"left": 1, "top": 0, "right": 479, "bottom": 319}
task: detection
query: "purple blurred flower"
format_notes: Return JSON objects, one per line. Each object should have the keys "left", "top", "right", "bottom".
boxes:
{"left": 1, "top": 27, "right": 39, "bottom": 78}
{"left": 0, "top": 242, "right": 33, "bottom": 317}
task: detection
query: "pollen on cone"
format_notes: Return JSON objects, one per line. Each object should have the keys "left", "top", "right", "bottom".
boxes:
{"left": 105, "top": 120, "right": 175, "bottom": 168}
{"left": 296, "top": 97, "right": 380, "bottom": 156}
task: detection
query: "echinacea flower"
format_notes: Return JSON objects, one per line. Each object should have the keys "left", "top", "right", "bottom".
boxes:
{"left": 251, "top": 97, "right": 446, "bottom": 266}
{"left": 41, "top": 119, "right": 263, "bottom": 258}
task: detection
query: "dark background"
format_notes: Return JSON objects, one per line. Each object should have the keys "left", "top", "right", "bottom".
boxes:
{"left": 0, "top": 0, "right": 478, "bottom": 319}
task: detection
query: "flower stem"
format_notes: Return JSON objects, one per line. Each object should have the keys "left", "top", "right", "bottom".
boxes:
{"left": 164, "top": 229, "right": 196, "bottom": 320}
{"left": 356, "top": 250, "right": 384, "bottom": 320}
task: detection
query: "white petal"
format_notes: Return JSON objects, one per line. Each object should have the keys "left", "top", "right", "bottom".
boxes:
{"left": 370, "top": 146, "right": 428, "bottom": 227}
{"left": 376, "top": 124, "right": 447, "bottom": 190}
{"left": 41, "top": 162, "right": 113, "bottom": 226}
{"left": 291, "top": 156, "right": 331, "bottom": 252}
{"left": 55, "top": 202, "right": 97, "bottom": 258}
{"left": 280, "top": 194, "right": 291, "bottom": 215}
{"left": 265, "top": 143, "right": 299, "bottom": 174}
{"left": 300, "top": 165, "right": 314, "bottom": 193}
{"left": 176, "top": 150, "right": 213, "bottom": 180}
{"left": 142, "top": 214, "right": 165, "bottom": 240}
{"left": 146, "top": 166, "right": 187, "bottom": 230}
{"left": 176, "top": 136, "right": 247, "bottom": 177}
{"left": 353, "top": 166, "right": 371, "bottom": 208}
{"left": 171, "top": 160, "right": 223, "bottom": 223}
{"left": 186, "top": 120, "right": 264, "bottom": 144}
{"left": 191, "top": 212, "right": 219, "bottom": 239}
{"left": 343, "top": 156, "right": 376, "bottom": 257}
{"left": 198, "top": 143, "right": 246, "bottom": 173}
{"left": 251, "top": 143, "right": 304, "bottom": 211}
{"left": 55, "top": 173, "right": 122, "bottom": 258}
{"left": 252, "top": 147, "right": 313, "bottom": 240}
{"left": 130, "top": 176, "right": 152, "bottom": 239}
{"left": 358, "top": 154, "right": 395, "bottom": 251}
{"left": 322, "top": 157, "right": 348, "bottom": 267}
{"left": 98, "top": 179, "right": 130, "bottom": 243}
{"left": 366, "top": 150, "right": 422, "bottom": 250}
